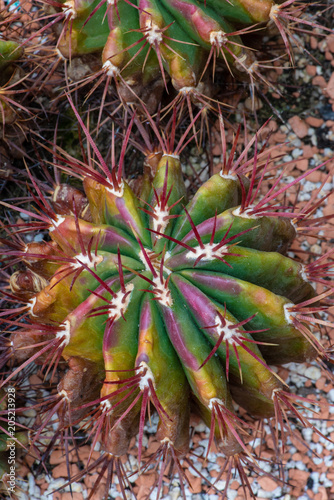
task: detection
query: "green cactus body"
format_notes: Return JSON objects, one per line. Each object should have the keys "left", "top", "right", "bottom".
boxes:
{"left": 52, "top": 0, "right": 294, "bottom": 103}
{"left": 181, "top": 269, "right": 317, "bottom": 364}
{"left": 0, "top": 40, "right": 23, "bottom": 71}
{"left": 5, "top": 125, "right": 329, "bottom": 499}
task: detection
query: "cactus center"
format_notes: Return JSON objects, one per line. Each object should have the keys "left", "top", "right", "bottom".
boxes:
{"left": 62, "top": 1, "right": 77, "bottom": 19}
{"left": 146, "top": 22, "right": 163, "bottom": 45}
{"left": 49, "top": 214, "right": 66, "bottom": 232}
{"left": 138, "top": 361, "right": 155, "bottom": 392}
{"left": 187, "top": 243, "right": 229, "bottom": 261}
{"left": 57, "top": 320, "right": 71, "bottom": 347}
{"left": 103, "top": 60, "right": 120, "bottom": 77}
{"left": 73, "top": 253, "right": 104, "bottom": 269}
{"left": 210, "top": 30, "right": 228, "bottom": 47}
{"left": 108, "top": 282, "right": 134, "bottom": 321}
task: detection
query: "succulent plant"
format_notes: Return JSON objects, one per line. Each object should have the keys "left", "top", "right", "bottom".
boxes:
{"left": 1, "top": 104, "right": 333, "bottom": 498}
{"left": 0, "top": 39, "right": 25, "bottom": 126}
{"left": 32, "top": 0, "right": 331, "bottom": 110}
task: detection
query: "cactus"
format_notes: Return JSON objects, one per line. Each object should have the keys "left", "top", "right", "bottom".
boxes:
{"left": 28, "top": 0, "right": 332, "bottom": 110}
{"left": 0, "top": 0, "right": 333, "bottom": 497}
{"left": 1, "top": 104, "right": 333, "bottom": 498}
{"left": 0, "top": 39, "right": 25, "bottom": 126}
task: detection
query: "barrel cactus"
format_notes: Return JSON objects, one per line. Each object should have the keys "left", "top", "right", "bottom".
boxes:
{"left": 1, "top": 104, "right": 333, "bottom": 498}
{"left": 37, "top": 0, "right": 330, "bottom": 109}
{"left": 0, "top": 39, "right": 25, "bottom": 127}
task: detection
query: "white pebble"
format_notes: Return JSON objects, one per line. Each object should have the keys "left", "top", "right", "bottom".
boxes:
{"left": 328, "top": 388, "right": 334, "bottom": 402}
{"left": 194, "top": 422, "right": 207, "bottom": 433}
{"left": 34, "top": 233, "right": 44, "bottom": 242}
{"left": 292, "top": 148, "right": 303, "bottom": 158}
{"left": 311, "top": 134, "right": 318, "bottom": 146}
{"left": 215, "top": 480, "right": 227, "bottom": 490}
{"left": 302, "top": 427, "right": 313, "bottom": 442}
{"left": 304, "top": 365, "right": 322, "bottom": 381}
{"left": 258, "top": 487, "right": 282, "bottom": 499}
{"left": 225, "top": 489, "right": 238, "bottom": 500}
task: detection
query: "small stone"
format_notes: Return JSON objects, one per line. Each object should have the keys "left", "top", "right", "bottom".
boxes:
{"left": 312, "top": 75, "right": 327, "bottom": 89}
{"left": 326, "top": 72, "right": 334, "bottom": 100}
{"left": 302, "top": 144, "right": 316, "bottom": 159}
{"left": 89, "top": 484, "right": 109, "bottom": 500}
{"left": 288, "top": 116, "right": 309, "bottom": 139}
{"left": 306, "top": 65, "right": 317, "bottom": 76}
{"left": 296, "top": 159, "right": 309, "bottom": 171}
{"left": 52, "top": 463, "right": 78, "bottom": 479}
{"left": 244, "top": 96, "right": 263, "bottom": 111}
{"left": 307, "top": 171, "right": 322, "bottom": 182}
{"left": 315, "top": 377, "right": 327, "bottom": 391}
{"left": 292, "top": 148, "right": 303, "bottom": 159}
{"left": 310, "top": 244, "right": 322, "bottom": 255}
{"left": 257, "top": 477, "right": 278, "bottom": 492}
{"left": 305, "top": 116, "right": 324, "bottom": 128}
{"left": 187, "top": 475, "right": 202, "bottom": 494}
{"left": 230, "top": 480, "right": 240, "bottom": 490}
{"left": 289, "top": 469, "right": 310, "bottom": 486}
{"left": 49, "top": 450, "right": 65, "bottom": 465}
{"left": 61, "top": 494, "right": 84, "bottom": 500}
{"left": 304, "top": 366, "right": 322, "bottom": 381}
{"left": 273, "top": 131, "right": 287, "bottom": 142}
{"left": 84, "top": 473, "right": 103, "bottom": 490}
{"left": 318, "top": 487, "right": 328, "bottom": 500}
{"left": 328, "top": 389, "right": 334, "bottom": 402}
{"left": 212, "top": 144, "right": 222, "bottom": 156}
{"left": 327, "top": 34, "right": 334, "bottom": 53}
{"left": 325, "top": 50, "right": 333, "bottom": 61}
{"left": 310, "top": 36, "right": 318, "bottom": 50}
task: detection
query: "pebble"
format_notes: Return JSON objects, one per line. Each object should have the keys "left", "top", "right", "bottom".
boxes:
{"left": 328, "top": 389, "right": 334, "bottom": 403}
{"left": 257, "top": 477, "right": 279, "bottom": 492}
{"left": 305, "top": 117, "right": 324, "bottom": 128}
{"left": 297, "top": 159, "right": 309, "bottom": 171}
{"left": 325, "top": 50, "right": 333, "bottom": 61}
{"left": 288, "top": 116, "right": 309, "bottom": 138}
{"left": 34, "top": 233, "right": 44, "bottom": 242}
{"left": 326, "top": 72, "right": 334, "bottom": 99}
{"left": 310, "top": 36, "right": 318, "bottom": 50}
{"left": 310, "top": 244, "right": 322, "bottom": 255}
{"left": 292, "top": 148, "right": 303, "bottom": 159}
{"left": 306, "top": 65, "right": 317, "bottom": 76}
{"left": 312, "top": 75, "right": 327, "bottom": 89}
{"left": 304, "top": 366, "right": 322, "bottom": 381}
{"left": 327, "top": 35, "right": 334, "bottom": 53}
{"left": 61, "top": 494, "right": 84, "bottom": 500}
{"left": 302, "top": 428, "right": 314, "bottom": 443}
